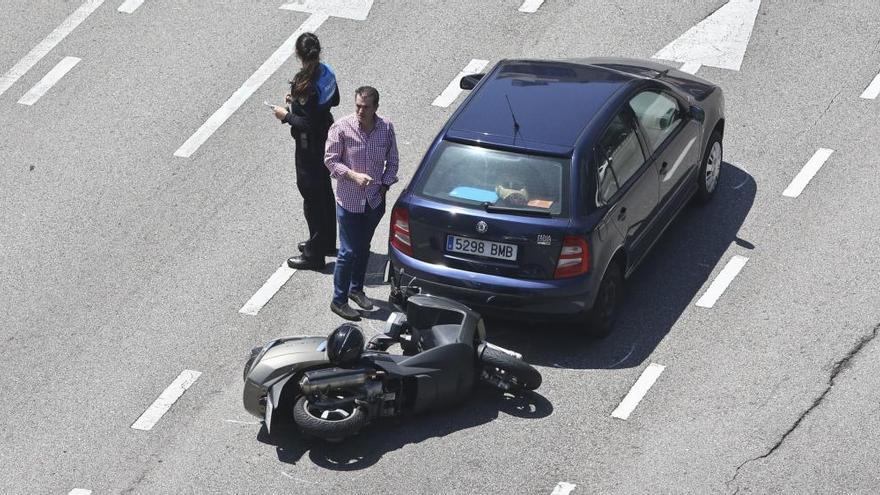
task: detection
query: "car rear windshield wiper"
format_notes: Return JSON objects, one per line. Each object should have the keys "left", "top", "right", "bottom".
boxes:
{"left": 482, "top": 202, "right": 552, "bottom": 217}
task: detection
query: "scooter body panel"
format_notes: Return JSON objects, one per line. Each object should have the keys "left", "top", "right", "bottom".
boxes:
{"left": 242, "top": 336, "right": 329, "bottom": 418}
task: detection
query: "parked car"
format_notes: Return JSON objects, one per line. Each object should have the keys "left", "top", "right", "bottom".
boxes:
{"left": 387, "top": 58, "right": 725, "bottom": 337}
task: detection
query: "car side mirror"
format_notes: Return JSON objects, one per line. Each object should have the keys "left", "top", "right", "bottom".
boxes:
{"left": 689, "top": 105, "right": 705, "bottom": 123}
{"left": 460, "top": 73, "right": 485, "bottom": 90}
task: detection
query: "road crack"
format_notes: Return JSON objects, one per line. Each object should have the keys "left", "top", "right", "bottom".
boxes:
{"left": 727, "top": 322, "right": 880, "bottom": 493}
{"left": 795, "top": 90, "right": 841, "bottom": 139}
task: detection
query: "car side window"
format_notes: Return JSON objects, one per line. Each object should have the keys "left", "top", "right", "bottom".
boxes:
{"left": 596, "top": 112, "right": 645, "bottom": 205}
{"left": 628, "top": 90, "right": 683, "bottom": 154}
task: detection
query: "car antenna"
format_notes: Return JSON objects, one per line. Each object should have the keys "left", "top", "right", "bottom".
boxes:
{"left": 655, "top": 68, "right": 670, "bottom": 79}
{"left": 505, "top": 94, "right": 522, "bottom": 140}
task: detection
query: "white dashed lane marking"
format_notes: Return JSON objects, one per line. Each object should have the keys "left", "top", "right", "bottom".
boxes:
{"left": 68, "top": 490, "right": 92, "bottom": 495}
{"left": 18, "top": 56, "right": 81, "bottom": 106}
{"left": 0, "top": 0, "right": 105, "bottom": 97}
{"left": 431, "top": 59, "right": 489, "bottom": 108}
{"left": 782, "top": 148, "right": 834, "bottom": 198}
{"left": 861, "top": 72, "right": 880, "bottom": 99}
{"left": 695, "top": 255, "right": 749, "bottom": 308}
{"left": 551, "top": 481, "right": 577, "bottom": 494}
{"left": 611, "top": 363, "right": 665, "bottom": 420}
{"left": 239, "top": 263, "right": 296, "bottom": 316}
{"left": 118, "top": 0, "right": 145, "bottom": 14}
{"left": 131, "top": 370, "right": 201, "bottom": 431}
{"left": 518, "top": 0, "right": 545, "bottom": 13}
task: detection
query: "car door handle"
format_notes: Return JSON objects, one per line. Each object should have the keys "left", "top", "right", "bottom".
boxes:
{"left": 617, "top": 207, "right": 627, "bottom": 221}
{"left": 659, "top": 161, "right": 669, "bottom": 173}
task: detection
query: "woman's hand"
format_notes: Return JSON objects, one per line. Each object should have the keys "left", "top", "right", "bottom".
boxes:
{"left": 273, "top": 105, "right": 288, "bottom": 120}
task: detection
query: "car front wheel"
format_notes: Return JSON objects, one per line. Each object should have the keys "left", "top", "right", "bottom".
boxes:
{"left": 695, "top": 131, "right": 722, "bottom": 203}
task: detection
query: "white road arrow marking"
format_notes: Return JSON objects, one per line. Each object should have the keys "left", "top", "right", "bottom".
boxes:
{"left": 653, "top": 0, "right": 761, "bottom": 72}
{"left": 551, "top": 482, "right": 577, "bottom": 495}
{"left": 175, "top": 1, "right": 373, "bottom": 158}
{"left": 280, "top": 0, "right": 374, "bottom": 21}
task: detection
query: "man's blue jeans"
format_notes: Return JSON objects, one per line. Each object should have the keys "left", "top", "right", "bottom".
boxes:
{"left": 333, "top": 201, "right": 385, "bottom": 306}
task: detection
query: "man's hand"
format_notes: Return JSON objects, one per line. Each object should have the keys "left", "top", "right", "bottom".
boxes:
{"left": 272, "top": 105, "right": 288, "bottom": 120}
{"left": 349, "top": 171, "right": 373, "bottom": 187}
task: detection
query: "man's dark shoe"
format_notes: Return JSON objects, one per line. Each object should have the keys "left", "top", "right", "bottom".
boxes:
{"left": 287, "top": 255, "right": 325, "bottom": 270}
{"left": 298, "top": 241, "right": 338, "bottom": 257}
{"left": 348, "top": 291, "right": 374, "bottom": 310}
{"left": 330, "top": 301, "right": 361, "bottom": 321}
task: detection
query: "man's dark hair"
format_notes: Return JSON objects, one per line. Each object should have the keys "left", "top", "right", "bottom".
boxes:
{"left": 355, "top": 86, "right": 379, "bottom": 106}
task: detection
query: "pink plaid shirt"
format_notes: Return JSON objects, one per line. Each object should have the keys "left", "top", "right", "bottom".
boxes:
{"left": 325, "top": 114, "right": 399, "bottom": 213}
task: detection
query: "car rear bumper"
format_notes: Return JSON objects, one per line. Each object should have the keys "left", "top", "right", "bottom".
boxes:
{"left": 389, "top": 248, "right": 595, "bottom": 319}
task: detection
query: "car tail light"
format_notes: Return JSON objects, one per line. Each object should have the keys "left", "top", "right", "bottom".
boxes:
{"left": 554, "top": 236, "right": 589, "bottom": 279}
{"left": 390, "top": 206, "right": 413, "bottom": 256}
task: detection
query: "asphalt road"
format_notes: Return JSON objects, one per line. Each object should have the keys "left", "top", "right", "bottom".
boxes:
{"left": 2, "top": 1, "right": 880, "bottom": 494}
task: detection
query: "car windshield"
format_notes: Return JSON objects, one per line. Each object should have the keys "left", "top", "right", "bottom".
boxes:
{"left": 416, "top": 142, "right": 568, "bottom": 216}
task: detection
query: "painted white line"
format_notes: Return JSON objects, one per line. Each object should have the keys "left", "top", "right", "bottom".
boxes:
{"left": 679, "top": 61, "right": 701, "bottom": 74}
{"left": 174, "top": 13, "right": 328, "bottom": 158}
{"left": 695, "top": 255, "right": 749, "bottom": 308}
{"left": 611, "top": 363, "right": 665, "bottom": 420}
{"left": 17, "top": 56, "right": 81, "bottom": 106}
{"left": 653, "top": 0, "right": 760, "bottom": 72}
{"left": 518, "top": 0, "right": 545, "bottom": 13}
{"left": 118, "top": 0, "right": 145, "bottom": 14}
{"left": 861, "top": 72, "right": 880, "bottom": 99}
{"left": 431, "top": 59, "right": 489, "bottom": 108}
{"left": 782, "top": 148, "right": 834, "bottom": 198}
{"left": 68, "top": 490, "right": 92, "bottom": 495}
{"left": 131, "top": 370, "right": 201, "bottom": 431}
{"left": 551, "top": 482, "right": 577, "bottom": 495}
{"left": 239, "top": 263, "right": 297, "bottom": 316}
{"left": 224, "top": 419, "right": 261, "bottom": 425}
{"left": 0, "top": 0, "right": 105, "bottom": 98}
{"left": 280, "top": 0, "right": 374, "bottom": 21}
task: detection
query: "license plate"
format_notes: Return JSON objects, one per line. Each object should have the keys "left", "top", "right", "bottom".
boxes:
{"left": 446, "top": 235, "right": 518, "bottom": 261}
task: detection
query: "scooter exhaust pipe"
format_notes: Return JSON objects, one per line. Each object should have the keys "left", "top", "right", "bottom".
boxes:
{"left": 299, "top": 367, "right": 368, "bottom": 395}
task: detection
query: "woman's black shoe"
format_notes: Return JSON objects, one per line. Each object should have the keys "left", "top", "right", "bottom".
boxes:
{"left": 287, "top": 255, "right": 325, "bottom": 270}
{"left": 298, "top": 241, "right": 338, "bottom": 257}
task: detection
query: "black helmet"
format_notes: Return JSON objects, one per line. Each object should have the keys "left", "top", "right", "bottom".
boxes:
{"left": 326, "top": 323, "right": 365, "bottom": 365}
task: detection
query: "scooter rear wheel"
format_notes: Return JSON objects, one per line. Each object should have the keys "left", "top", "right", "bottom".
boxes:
{"left": 293, "top": 394, "right": 366, "bottom": 441}
{"left": 480, "top": 347, "right": 542, "bottom": 391}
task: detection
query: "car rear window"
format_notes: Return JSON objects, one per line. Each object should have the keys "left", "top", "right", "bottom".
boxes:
{"left": 415, "top": 141, "right": 569, "bottom": 216}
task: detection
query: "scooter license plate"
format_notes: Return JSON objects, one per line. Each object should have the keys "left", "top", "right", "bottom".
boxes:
{"left": 264, "top": 396, "right": 274, "bottom": 434}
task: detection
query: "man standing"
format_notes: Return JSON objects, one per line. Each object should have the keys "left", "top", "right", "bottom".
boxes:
{"left": 325, "top": 86, "right": 399, "bottom": 321}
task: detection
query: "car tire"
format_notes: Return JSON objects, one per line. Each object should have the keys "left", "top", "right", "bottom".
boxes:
{"left": 695, "top": 131, "right": 723, "bottom": 203}
{"left": 584, "top": 262, "right": 623, "bottom": 338}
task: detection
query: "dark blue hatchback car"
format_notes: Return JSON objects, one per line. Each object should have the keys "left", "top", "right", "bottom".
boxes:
{"left": 388, "top": 58, "right": 724, "bottom": 336}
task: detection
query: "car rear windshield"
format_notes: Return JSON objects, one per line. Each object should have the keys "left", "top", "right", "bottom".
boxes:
{"left": 415, "top": 141, "right": 569, "bottom": 216}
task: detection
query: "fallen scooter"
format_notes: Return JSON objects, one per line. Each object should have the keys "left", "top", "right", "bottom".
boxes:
{"left": 242, "top": 295, "right": 541, "bottom": 441}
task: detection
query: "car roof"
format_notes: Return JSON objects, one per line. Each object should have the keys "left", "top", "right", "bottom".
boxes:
{"left": 445, "top": 59, "right": 637, "bottom": 154}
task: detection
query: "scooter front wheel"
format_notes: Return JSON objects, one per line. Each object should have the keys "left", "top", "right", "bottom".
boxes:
{"left": 480, "top": 347, "right": 542, "bottom": 391}
{"left": 292, "top": 394, "right": 366, "bottom": 441}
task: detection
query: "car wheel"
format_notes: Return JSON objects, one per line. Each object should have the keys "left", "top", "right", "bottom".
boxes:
{"left": 695, "top": 131, "right": 722, "bottom": 203}
{"left": 584, "top": 262, "right": 623, "bottom": 338}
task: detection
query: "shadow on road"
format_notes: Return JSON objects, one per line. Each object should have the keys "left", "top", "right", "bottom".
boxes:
{"left": 259, "top": 388, "right": 553, "bottom": 470}
{"left": 483, "top": 162, "right": 756, "bottom": 370}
